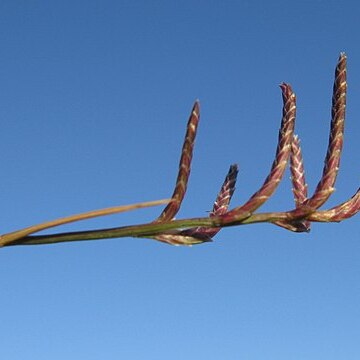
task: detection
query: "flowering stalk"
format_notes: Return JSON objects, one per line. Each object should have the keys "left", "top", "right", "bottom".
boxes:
{"left": 0, "top": 53, "right": 358, "bottom": 249}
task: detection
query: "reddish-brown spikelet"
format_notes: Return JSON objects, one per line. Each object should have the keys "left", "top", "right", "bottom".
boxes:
{"left": 309, "top": 187, "right": 360, "bottom": 222}
{"left": 290, "top": 135, "right": 309, "bottom": 207}
{"left": 291, "top": 53, "right": 347, "bottom": 218}
{"left": 220, "top": 83, "right": 296, "bottom": 225}
{"left": 155, "top": 101, "right": 200, "bottom": 222}
{"left": 148, "top": 232, "right": 212, "bottom": 246}
{"left": 275, "top": 135, "right": 311, "bottom": 232}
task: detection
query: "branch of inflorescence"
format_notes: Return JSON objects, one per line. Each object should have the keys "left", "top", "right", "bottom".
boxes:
{"left": 1, "top": 53, "right": 358, "bottom": 248}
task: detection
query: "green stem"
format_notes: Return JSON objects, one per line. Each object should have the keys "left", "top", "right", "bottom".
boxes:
{"left": 0, "top": 198, "right": 170, "bottom": 246}
{"left": 3, "top": 211, "right": 293, "bottom": 247}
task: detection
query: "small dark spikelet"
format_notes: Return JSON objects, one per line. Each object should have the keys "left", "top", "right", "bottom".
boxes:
{"left": 155, "top": 101, "right": 200, "bottom": 222}
{"left": 181, "top": 164, "right": 239, "bottom": 239}
{"left": 210, "top": 164, "right": 239, "bottom": 216}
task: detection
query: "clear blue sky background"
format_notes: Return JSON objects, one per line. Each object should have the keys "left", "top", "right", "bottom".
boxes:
{"left": 0, "top": 1, "right": 359, "bottom": 359}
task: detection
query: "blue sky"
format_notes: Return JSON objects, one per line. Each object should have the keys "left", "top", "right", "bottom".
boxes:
{"left": 0, "top": 1, "right": 359, "bottom": 359}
